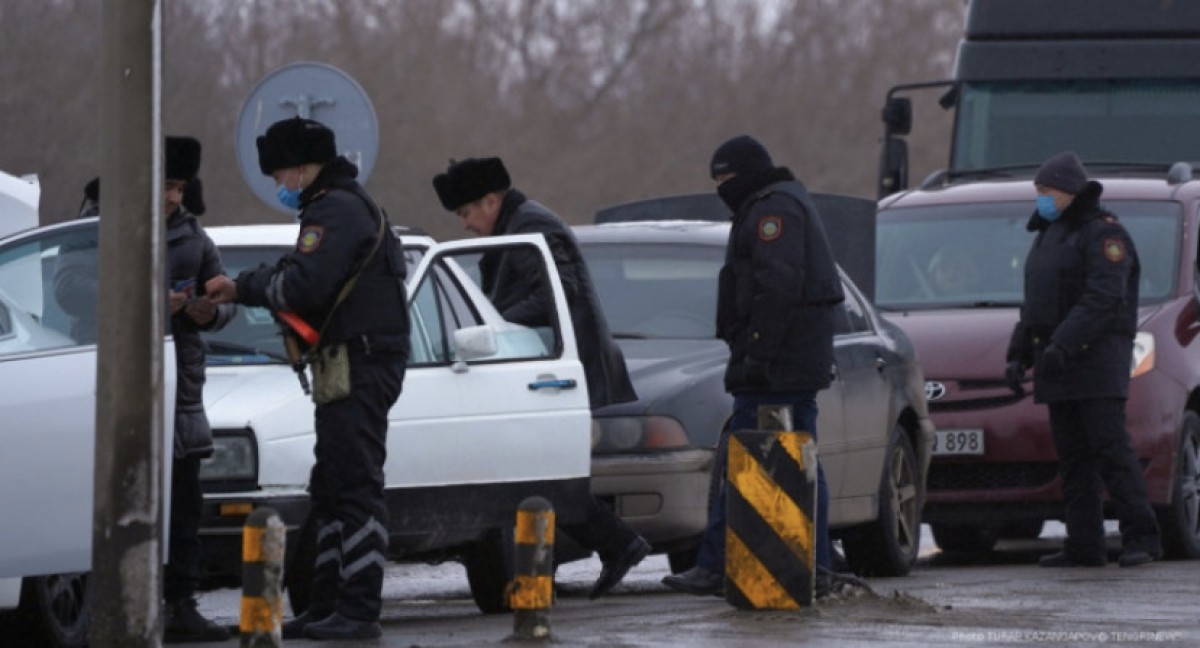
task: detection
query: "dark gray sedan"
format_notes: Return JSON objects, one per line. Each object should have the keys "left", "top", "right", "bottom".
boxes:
{"left": 577, "top": 211, "right": 933, "bottom": 577}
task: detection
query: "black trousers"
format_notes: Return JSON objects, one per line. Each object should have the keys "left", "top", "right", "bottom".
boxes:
{"left": 1048, "top": 398, "right": 1161, "bottom": 562}
{"left": 165, "top": 455, "right": 203, "bottom": 604}
{"left": 560, "top": 496, "right": 639, "bottom": 563}
{"left": 306, "top": 355, "right": 405, "bottom": 622}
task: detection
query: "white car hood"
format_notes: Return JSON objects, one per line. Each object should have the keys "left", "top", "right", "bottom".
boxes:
{"left": 203, "top": 364, "right": 311, "bottom": 432}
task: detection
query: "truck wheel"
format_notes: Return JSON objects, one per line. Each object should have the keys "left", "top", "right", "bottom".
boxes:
{"left": 931, "top": 523, "right": 999, "bottom": 553}
{"left": 0, "top": 573, "right": 90, "bottom": 648}
{"left": 842, "top": 425, "right": 922, "bottom": 576}
{"left": 463, "top": 528, "right": 514, "bottom": 614}
{"left": 1158, "top": 411, "right": 1200, "bottom": 559}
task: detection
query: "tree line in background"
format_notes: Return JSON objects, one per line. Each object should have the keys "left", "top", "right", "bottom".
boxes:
{"left": 0, "top": 0, "right": 962, "bottom": 241}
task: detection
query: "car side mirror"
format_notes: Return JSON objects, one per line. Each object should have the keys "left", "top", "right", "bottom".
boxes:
{"left": 453, "top": 324, "right": 499, "bottom": 362}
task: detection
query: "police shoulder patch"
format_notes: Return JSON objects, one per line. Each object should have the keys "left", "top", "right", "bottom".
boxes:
{"left": 297, "top": 225, "right": 324, "bottom": 253}
{"left": 1102, "top": 237, "right": 1126, "bottom": 263}
{"left": 758, "top": 215, "right": 783, "bottom": 241}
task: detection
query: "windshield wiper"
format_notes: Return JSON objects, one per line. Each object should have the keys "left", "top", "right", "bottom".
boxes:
{"left": 204, "top": 339, "right": 289, "bottom": 363}
{"left": 612, "top": 332, "right": 648, "bottom": 339}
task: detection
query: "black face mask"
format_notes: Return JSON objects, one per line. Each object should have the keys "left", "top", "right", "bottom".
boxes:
{"left": 717, "top": 173, "right": 759, "bottom": 213}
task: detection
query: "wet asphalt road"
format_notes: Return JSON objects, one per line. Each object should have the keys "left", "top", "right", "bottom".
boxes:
{"left": 193, "top": 524, "right": 1200, "bottom": 646}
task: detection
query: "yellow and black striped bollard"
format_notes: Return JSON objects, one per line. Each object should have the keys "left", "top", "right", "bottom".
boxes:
{"left": 508, "top": 496, "right": 555, "bottom": 640}
{"left": 724, "top": 404, "right": 818, "bottom": 609}
{"left": 240, "top": 507, "right": 286, "bottom": 646}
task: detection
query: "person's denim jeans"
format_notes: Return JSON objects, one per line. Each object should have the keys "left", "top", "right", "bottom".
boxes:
{"left": 695, "top": 391, "right": 831, "bottom": 573}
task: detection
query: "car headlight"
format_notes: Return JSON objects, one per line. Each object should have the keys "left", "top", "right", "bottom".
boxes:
{"left": 199, "top": 429, "right": 258, "bottom": 482}
{"left": 591, "top": 416, "right": 689, "bottom": 452}
{"left": 1131, "top": 331, "right": 1155, "bottom": 378}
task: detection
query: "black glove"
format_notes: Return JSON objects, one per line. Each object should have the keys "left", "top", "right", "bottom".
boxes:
{"left": 1004, "top": 360, "right": 1026, "bottom": 396}
{"left": 1040, "top": 343, "right": 1068, "bottom": 379}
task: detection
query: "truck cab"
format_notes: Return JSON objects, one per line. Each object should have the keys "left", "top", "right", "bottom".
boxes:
{"left": 879, "top": 0, "right": 1200, "bottom": 198}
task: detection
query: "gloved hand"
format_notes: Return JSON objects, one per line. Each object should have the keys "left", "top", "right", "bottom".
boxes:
{"left": 1004, "top": 360, "right": 1026, "bottom": 396}
{"left": 1040, "top": 343, "right": 1068, "bottom": 379}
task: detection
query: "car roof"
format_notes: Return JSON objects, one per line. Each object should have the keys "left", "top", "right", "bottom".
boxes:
{"left": 573, "top": 220, "right": 730, "bottom": 246}
{"left": 206, "top": 223, "right": 435, "bottom": 248}
{"left": 881, "top": 175, "right": 1200, "bottom": 210}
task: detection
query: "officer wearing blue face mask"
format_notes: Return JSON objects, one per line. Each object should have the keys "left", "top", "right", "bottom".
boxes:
{"left": 1005, "top": 151, "right": 1161, "bottom": 570}
{"left": 206, "top": 117, "right": 410, "bottom": 641}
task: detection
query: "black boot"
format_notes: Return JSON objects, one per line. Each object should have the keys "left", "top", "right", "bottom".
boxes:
{"left": 282, "top": 608, "right": 334, "bottom": 640}
{"left": 590, "top": 537, "right": 651, "bottom": 599}
{"left": 662, "top": 565, "right": 723, "bottom": 596}
{"left": 163, "top": 598, "right": 231, "bottom": 643}
{"left": 303, "top": 612, "right": 382, "bottom": 640}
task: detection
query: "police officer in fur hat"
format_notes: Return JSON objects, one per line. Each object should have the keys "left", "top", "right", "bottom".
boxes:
{"left": 1006, "top": 151, "right": 1161, "bottom": 568}
{"left": 433, "top": 157, "right": 651, "bottom": 601}
{"left": 207, "top": 117, "right": 409, "bottom": 641}
{"left": 664, "top": 135, "right": 844, "bottom": 599}
{"left": 53, "top": 137, "right": 237, "bottom": 642}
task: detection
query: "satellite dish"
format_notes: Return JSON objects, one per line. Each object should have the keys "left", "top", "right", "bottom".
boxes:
{"left": 235, "top": 62, "right": 379, "bottom": 214}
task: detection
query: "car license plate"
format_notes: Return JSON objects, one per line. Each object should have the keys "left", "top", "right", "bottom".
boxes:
{"left": 932, "top": 428, "right": 984, "bottom": 456}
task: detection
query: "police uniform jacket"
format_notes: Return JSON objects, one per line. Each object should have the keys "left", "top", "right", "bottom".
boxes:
{"left": 168, "top": 208, "right": 236, "bottom": 458}
{"left": 235, "top": 157, "right": 409, "bottom": 361}
{"left": 717, "top": 168, "right": 844, "bottom": 395}
{"left": 480, "top": 189, "right": 636, "bottom": 409}
{"left": 1006, "top": 181, "right": 1139, "bottom": 403}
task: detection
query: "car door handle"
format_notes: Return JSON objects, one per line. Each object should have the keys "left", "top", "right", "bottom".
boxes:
{"left": 528, "top": 378, "right": 578, "bottom": 391}
{"left": 875, "top": 356, "right": 887, "bottom": 372}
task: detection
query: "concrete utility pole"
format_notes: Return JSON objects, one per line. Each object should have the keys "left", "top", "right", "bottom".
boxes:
{"left": 91, "top": 1, "right": 164, "bottom": 645}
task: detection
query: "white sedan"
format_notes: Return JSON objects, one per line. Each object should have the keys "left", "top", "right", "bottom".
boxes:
{"left": 0, "top": 217, "right": 176, "bottom": 647}
{"left": 199, "top": 224, "right": 592, "bottom": 614}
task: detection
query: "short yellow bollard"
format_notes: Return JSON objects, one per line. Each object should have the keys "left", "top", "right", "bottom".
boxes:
{"left": 240, "top": 507, "right": 286, "bottom": 646}
{"left": 725, "top": 404, "right": 818, "bottom": 609}
{"left": 507, "top": 496, "right": 555, "bottom": 641}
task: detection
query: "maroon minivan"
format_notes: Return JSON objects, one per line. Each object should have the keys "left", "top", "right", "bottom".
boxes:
{"left": 875, "top": 166, "right": 1200, "bottom": 558}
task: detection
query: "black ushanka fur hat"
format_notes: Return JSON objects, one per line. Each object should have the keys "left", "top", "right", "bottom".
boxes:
{"left": 256, "top": 117, "right": 337, "bottom": 175}
{"left": 166, "top": 136, "right": 201, "bottom": 181}
{"left": 432, "top": 157, "right": 511, "bottom": 211}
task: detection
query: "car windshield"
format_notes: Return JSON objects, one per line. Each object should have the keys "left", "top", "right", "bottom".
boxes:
{"left": 579, "top": 242, "right": 723, "bottom": 340}
{"left": 875, "top": 200, "right": 1181, "bottom": 310}
{"left": 953, "top": 80, "right": 1200, "bottom": 170}
{"left": 203, "top": 244, "right": 425, "bottom": 365}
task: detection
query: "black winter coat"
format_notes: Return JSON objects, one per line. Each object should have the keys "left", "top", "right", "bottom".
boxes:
{"left": 52, "top": 203, "right": 234, "bottom": 458}
{"left": 235, "top": 157, "right": 410, "bottom": 357}
{"left": 167, "top": 209, "right": 236, "bottom": 458}
{"left": 481, "top": 190, "right": 636, "bottom": 409}
{"left": 717, "top": 168, "right": 844, "bottom": 395}
{"left": 1007, "top": 181, "right": 1139, "bottom": 403}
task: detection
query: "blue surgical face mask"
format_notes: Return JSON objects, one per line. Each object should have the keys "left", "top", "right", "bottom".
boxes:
{"left": 276, "top": 184, "right": 302, "bottom": 211}
{"left": 1036, "top": 194, "right": 1060, "bottom": 220}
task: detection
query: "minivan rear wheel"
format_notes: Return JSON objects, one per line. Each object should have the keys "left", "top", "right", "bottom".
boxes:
{"left": 1158, "top": 410, "right": 1200, "bottom": 559}
{"left": 841, "top": 425, "right": 921, "bottom": 576}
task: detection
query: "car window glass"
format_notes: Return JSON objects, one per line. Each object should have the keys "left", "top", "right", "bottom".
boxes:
{"left": 0, "top": 224, "right": 98, "bottom": 357}
{"left": 876, "top": 200, "right": 1182, "bottom": 309}
{"left": 201, "top": 246, "right": 288, "bottom": 365}
{"left": 579, "top": 242, "right": 724, "bottom": 339}
{"left": 434, "top": 246, "right": 560, "bottom": 361}
{"left": 407, "top": 267, "right": 450, "bottom": 365}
